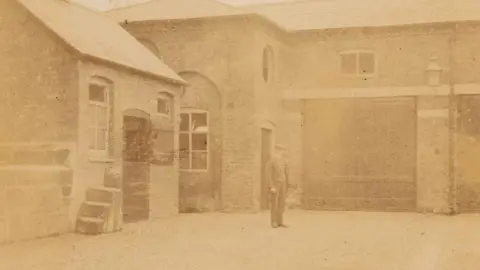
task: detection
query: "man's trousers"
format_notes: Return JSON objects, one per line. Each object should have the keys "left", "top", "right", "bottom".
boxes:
{"left": 270, "top": 183, "right": 287, "bottom": 226}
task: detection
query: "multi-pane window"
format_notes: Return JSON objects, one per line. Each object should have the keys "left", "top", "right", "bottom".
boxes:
{"left": 88, "top": 83, "right": 109, "bottom": 154}
{"left": 340, "top": 51, "right": 376, "bottom": 76}
{"left": 179, "top": 111, "right": 208, "bottom": 170}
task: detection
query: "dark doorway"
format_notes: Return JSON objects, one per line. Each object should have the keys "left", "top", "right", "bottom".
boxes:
{"left": 123, "top": 115, "right": 151, "bottom": 222}
{"left": 261, "top": 128, "right": 273, "bottom": 210}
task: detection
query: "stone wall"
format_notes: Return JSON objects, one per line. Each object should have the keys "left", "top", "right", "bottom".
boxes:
{"left": 0, "top": 144, "right": 73, "bottom": 244}
{"left": 0, "top": 168, "right": 72, "bottom": 244}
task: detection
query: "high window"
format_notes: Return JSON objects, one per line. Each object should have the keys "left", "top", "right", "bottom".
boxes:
{"left": 179, "top": 110, "right": 208, "bottom": 171}
{"left": 340, "top": 51, "right": 376, "bottom": 77}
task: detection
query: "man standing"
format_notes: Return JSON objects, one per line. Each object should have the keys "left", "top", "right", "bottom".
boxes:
{"left": 266, "top": 144, "right": 290, "bottom": 228}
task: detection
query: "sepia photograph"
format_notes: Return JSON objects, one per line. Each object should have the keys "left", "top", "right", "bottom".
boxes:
{"left": 1, "top": 0, "right": 480, "bottom": 269}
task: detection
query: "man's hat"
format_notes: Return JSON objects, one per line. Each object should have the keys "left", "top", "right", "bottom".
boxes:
{"left": 275, "top": 144, "right": 287, "bottom": 150}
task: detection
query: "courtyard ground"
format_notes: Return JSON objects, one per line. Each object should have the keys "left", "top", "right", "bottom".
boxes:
{"left": 0, "top": 210, "right": 479, "bottom": 270}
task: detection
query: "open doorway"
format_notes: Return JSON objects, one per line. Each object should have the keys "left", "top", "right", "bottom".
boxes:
{"left": 122, "top": 113, "right": 151, "bottom": 222}
{"left": 260, "top": 128, "right": 273, "bottom": 210}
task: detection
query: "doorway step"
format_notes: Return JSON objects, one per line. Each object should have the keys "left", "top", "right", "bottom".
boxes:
{"left": 75, "top": 173, "right": 123, "bottom": 235}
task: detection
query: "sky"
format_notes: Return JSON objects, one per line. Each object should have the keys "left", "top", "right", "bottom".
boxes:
{"left": 217, "top": 0, "right": 301, "bottom": 5}
{"left": 71, "top": 0, "right": 302, "bottom": 11}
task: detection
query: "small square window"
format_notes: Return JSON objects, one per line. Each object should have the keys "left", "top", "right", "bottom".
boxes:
{"left": 157, "top": 98, "right": 170, "bottom": 115}
{"left": 89, "top": 84, "right": 106, "bottom": 103}
{"left": 340, "top": 51, "right": 376, "bottom": 76}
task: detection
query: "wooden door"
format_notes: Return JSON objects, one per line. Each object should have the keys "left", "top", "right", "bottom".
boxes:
{"left": 303, "top": 97, "right": 417, "bottom": 211}
{"left": 123, "top": 115, "right": 151, "bottom": 222}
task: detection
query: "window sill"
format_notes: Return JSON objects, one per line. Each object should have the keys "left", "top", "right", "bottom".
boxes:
{"left": 179, "top": 169, "right": 208, "bottom": 173}
{"left": 340, "top": 73, "right": 377, "bottom": 78}
{"left": 89, "top": 157, "right": 115, "bottom": 163}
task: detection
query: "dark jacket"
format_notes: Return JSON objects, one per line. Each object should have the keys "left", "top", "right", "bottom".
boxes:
{"left": 266, "top": 155, "right": 289, "bottom": 189}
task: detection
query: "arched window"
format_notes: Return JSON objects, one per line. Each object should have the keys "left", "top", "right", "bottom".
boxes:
{"left": 262, "top": 45, "right": 274, "bottom": 83}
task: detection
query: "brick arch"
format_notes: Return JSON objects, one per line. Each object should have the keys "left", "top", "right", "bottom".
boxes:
{"left": 178, "top": 70, "right": 222, "bottom": 104}
{"left": 177, "top": 70, "right": 223, "bottom": 213}
{"left": 91, "top": 75, "right": 113, "bottom": 84}
{"left": 123, "top": 108, "right": 150, "bottom": 119}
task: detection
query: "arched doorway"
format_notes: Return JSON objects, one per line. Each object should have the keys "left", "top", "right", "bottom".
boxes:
{"left": 178, "top": 71, "right": 222, "bottom": 212}
{"left": 122, "top": 109, "right": 151, "bottom": 222}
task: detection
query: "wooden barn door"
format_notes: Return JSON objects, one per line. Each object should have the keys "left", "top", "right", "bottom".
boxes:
{"left": 303, "top": 97, "right": 417, "bottom": 211}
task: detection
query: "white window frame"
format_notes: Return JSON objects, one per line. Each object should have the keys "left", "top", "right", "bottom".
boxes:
{"left": 156, "top": 93, "right": 172, "bottom": 118}
{"left": 179, "top": 109, "right": 209, "bottom": 172}
{"left": 339, "top": 50, "right": 377, "bottom": 77}
{"left": 87, "top": 78, "right": 111, "bottom": 159}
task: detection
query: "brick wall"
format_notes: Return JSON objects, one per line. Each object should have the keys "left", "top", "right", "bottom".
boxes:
{"left": 0, "top": 0, "right": 79, "bottom": 142}
{"left": 416, "top": 96, "right": 451, "bottom": 213}
{"left": 177, "top": 71, "right": 222, "bottom": 212}
{"left": 286, "top": 25, "right": 452, "bottom": 89}
{"left": 278, "top": 101, "right": 303, "bottom": 208}
{"left": 122, "top": 17, "right": 265, "bottom": 211}
{"left": 250, "top": 24, "right": 292, "bottom": 210}
{"left": 277, "top": 23, "right": 480, "bottom": 213}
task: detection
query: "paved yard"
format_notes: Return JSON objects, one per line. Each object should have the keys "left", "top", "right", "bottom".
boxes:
{"left": 1, "top": 210, "right": 480, "bottom": 270}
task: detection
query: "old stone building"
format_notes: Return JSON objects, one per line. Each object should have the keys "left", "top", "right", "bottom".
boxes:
{"left": 0, "top": 0, "right": 185, "bottom": 243}
{"left": 107, "top": 0, "right": 480, "bottom": 215}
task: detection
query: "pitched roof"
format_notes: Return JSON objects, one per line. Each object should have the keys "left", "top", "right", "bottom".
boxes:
{"left": 17, "top": 0, "right": 186, "bottom": 84}
{"left": 105, "top": 0, "right": 251, "bottom": 22}
{"left": 244, "top": 0, "right": 480, "bottom": 32}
